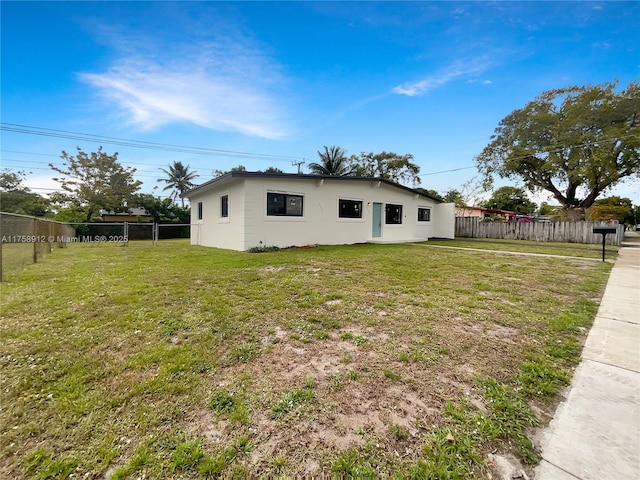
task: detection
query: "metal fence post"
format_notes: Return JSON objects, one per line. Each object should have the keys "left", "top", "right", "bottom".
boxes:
{"left": 152, "top": 222, "right": 157, "bottom": 247}
{"left": 48, "top": 222, "right": 53, "bottom": 253}
{"left": 33, "top": 218, "right": 38, "bottom": 263}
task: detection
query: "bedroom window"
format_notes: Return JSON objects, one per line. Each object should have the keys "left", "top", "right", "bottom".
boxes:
{"left": 385, "top": 204, "right": 402, "bottom": 224}
{"left": 267, "top": 192, "right": 304, "bottom": 216}
{"left": 338, "top": 199, "right": 362, "bottom": 218}
{"left": 418, "top": 207, "right": 431, "bottom": 222}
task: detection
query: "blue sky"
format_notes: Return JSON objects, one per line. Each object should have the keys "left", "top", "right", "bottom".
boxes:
{"left": 2, "top": 1, "right": 639, "bottom": 205}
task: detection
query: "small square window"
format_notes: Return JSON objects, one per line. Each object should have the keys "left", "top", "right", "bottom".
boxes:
{"left": 385, "top": 204, "right": 402, "bottom": 224}
{"left": 339, "top": 199, "right": 362, "bottom": 218}
{"left": 197, "top": 202, "right": 203, "bottom": 220}
{"left": 418, "top": 207, "right": 431, "bottom": 222}
{"left": 221, "top": 195, "right": 228, "bottom": 218}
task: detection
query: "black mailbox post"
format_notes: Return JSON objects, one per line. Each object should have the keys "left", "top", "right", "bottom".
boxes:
{"left": 593, "top": 227, "right": 617, "bottom": 261}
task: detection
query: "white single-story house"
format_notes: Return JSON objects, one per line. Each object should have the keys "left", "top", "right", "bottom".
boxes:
{"left": 182, "top": 172, "right": 455, "bottom": 251}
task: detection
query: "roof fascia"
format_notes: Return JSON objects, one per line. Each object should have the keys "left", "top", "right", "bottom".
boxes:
{"left": 182, "top": 172, "right": 442, "bottom": 203}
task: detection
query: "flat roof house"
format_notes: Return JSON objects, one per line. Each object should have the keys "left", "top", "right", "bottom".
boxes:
{"left": 182, "top": 172, "right": 455, "bottom": 251}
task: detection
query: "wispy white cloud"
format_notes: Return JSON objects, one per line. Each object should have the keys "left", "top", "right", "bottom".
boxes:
{"left": 466, "top": 78, "right": 493, "bottom": 85}
{"left": 79, "top": 37, "right": 290, "bottom": 139}
{"left": 392, "top": 58, "right": 493, "bottom": 97}
{"left": 590, "top": 41, "right": 612, "bottom": 49}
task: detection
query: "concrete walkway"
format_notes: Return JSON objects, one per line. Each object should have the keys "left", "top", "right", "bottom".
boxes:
{"left": 535, "top": 232, "right": 640, "bottom": 480}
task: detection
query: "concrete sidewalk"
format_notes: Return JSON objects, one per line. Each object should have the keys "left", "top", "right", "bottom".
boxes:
{"left": 535, "top": 232, "right": 640, "bottom": 480}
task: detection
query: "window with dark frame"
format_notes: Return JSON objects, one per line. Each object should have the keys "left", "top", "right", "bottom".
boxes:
{"left": 418, "top": 207, "right": 431, "bottom": 222}
{"left": 197, "top": 202, "right": 203, "bottom": 220}
{"left": 385, "top": 204, "right": 402, "bottom": 224}
{"left": 267, "top": 192, "right": 304, "bottom": 216}
{"left": 338, "top": 199, "right": 362, "bottom": 218}
{"left": 221, "top": 195, "right": 228, "bottom": 218}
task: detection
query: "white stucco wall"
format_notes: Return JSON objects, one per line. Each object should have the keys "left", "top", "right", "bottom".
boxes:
{"left": 189, "top": 179, "right": 246, "bottom": 250}
{"left": 244, "top": 177, "right": 367, "bottom": 249}
{"left": 433, "top": 203, "right": 456, "bottom": 239}
{"left": 241, "top": 178, "right": 441, "bottom": 249}
{"left": 186, "top": 175, "right": 453, "bottom": 250}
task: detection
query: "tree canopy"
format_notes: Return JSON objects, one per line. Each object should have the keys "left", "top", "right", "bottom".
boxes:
{"left": 50, "top": 147, "right": 142, "bottom": 222}
{"left": 481, "top": 186, "right": 536, "bottom": 213}
{"left": 588, "top": 196, "right": 637, "bottom": 225}
{"left": 261, "top": 166, "right": 284, "bottom": 173}
{"left": 158, "top": 161, "right": 198, "bottom": 207}
{"left": 213, "top": 165, "right": 247, "bottom": 178}
{"left": 349, "top": 151, "right": 421, "bottom": 185}
{"left": 134, "top": 193, "right": 190, "bottom": 223}
{"left": 442, "top": 189, "right": 465, "bottom": 206}
{"left": 414, "top": 188, "right": 443, "bottom": 201}
{"left": 308, "top": 146, "right": 353, "bottom": 176}
{"left": 0, "top": 169, "right": 50, "bottom": 216}
{"left": 476, "top": 81, "right": 640, "bottom": 210}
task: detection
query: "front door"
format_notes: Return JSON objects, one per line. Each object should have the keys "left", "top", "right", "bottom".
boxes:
{"left": 372, "top": 203, "right": 382, "bottom": 238}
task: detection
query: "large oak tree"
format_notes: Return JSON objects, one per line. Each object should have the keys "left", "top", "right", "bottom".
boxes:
{"left": 476, "top": 81, "right": 639, "bottom": 210}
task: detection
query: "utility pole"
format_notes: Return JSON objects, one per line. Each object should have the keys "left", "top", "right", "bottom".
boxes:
{"left": 292, "top": 159, "right": 305, "bottom": 174}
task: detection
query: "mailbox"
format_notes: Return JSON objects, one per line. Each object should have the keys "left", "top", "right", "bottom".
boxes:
{"left": 592, "top": 227, "right": 617, "bottom": 235}
{"left": 593, "top": 226, "right": 618, "bottom": 261}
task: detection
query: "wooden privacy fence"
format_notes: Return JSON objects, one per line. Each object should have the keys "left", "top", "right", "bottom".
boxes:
{"left": 455, "top": 217, "right": 625, "bottom": 245}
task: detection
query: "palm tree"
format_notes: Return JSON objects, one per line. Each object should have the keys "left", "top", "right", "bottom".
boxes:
{"left": 158, "top": 161, "right": 199, "bottom": 207}
{"left": 308, "top": 146, "right": 353, "bottom": 176}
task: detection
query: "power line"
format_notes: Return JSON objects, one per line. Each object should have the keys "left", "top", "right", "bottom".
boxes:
{"left": 15, "top": 185, "right": 176, "bottom": 200}
{"left": 417, "top": 133, "right": 639, "bottom": 177}
{"left": 0, "top": 161, "right": 185, "bottom": 179}
{"left": 0, "top": 122, "right": 305, "bottom": 163}
{"left": 0, "top": 163, "right": 186, "bottom": 181}
{"left": 419, "top": 166, "right": 476, "bottom": 176}
{"left": 1, "top": 155, "right": 185, "bottom": 169}
{"left": 2, "top": 149, "right": 59, "bottom": 158}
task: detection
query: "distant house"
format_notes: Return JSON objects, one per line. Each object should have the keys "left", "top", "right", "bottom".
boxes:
{"left": 99, "top": 207, "right": 152, "bottom": 223}
{"left": 182, "top": 172, "right": 455, "bottom": 251}
{"left": 455, "top": 205, "right": 530, "bottom": 222}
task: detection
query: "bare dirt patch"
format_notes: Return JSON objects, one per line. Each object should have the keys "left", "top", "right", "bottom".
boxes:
{"left": 192, "top": 331, "right": 460, "bottom": 470}
{"left": 261, "top": 265, "right": 286, "bottom": 273}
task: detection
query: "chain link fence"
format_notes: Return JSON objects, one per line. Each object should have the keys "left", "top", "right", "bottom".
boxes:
{"left": 1, "top": 214, "right": 192, "bottom": 280}
{"left": 0, "top": 212, "right": 76, "bottom": 281}
{"left": 66, "top": 222, "right": 190, "bottom": 243}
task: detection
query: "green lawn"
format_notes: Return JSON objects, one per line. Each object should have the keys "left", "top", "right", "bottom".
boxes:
{"left": 0, "top": 240, "right": 612, "bottom": 479}
{"left": 1, "top": 243, "right": 38, "bottom": 279}
{"left": 1, "top": 242, "right": 64, "bottom": 281}
{"left": 424, "top": 237, "right": 619, "bottom": 259}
